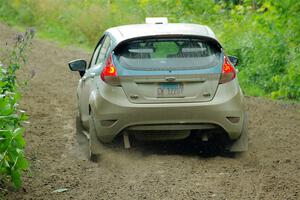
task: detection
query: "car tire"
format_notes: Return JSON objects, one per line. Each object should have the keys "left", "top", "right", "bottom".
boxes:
{"left": 88, "top": 112, "right": 103, "bottom": 162}
{"left": 200, "top": 140, "right": 223, "bottom": 157}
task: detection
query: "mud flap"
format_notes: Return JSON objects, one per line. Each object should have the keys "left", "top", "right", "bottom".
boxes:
{"left": 89, "top": 115, "right": 103, "bottom": 162}
{"left": 228, "top": 113, "right": 248, "bottom": 152}
{"left": 123, "top": 132, "right": 131, "bottom": 149}
{"left": 76, "top": 115, "right": 84, "bottom": 135}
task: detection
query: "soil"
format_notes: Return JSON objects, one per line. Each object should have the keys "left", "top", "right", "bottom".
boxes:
{"left": 1, "top": 23, "right": 300, "bottom": 200}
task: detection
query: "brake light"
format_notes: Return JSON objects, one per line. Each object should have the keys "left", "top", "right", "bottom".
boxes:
{"left": 100, "top": 54, "right": 120, "bottom": 86}
{"left": 219, "top": 55, "right": 236, "bottom": 84}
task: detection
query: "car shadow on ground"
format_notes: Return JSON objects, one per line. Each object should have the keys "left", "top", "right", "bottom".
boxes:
{"left": 73, "top": 129, "right": 236, "bottom": 160}
{"left": 109, "top": 135, "right": 236, "bottom": 158}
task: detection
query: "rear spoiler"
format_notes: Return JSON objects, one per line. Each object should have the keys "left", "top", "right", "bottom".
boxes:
{"left": 113, "top": 35, "right": 223, "bottom": 52}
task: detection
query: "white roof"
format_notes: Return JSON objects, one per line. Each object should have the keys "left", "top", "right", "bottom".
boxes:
{"left": 106, "top": 23, "right": 219, "bottom": 45}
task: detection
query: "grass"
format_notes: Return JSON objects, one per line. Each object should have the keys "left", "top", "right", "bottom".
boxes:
{"left": 0, "top": 0, "right": 298, "bottom": 101}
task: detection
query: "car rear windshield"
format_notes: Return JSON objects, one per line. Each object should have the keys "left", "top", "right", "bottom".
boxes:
{"left": 114, "top": 38, "right": 221, "bottom": 71}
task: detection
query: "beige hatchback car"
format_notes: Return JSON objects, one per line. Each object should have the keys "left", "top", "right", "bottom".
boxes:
{"left": 69, "top": 21, "right": 248, "bottom": 161}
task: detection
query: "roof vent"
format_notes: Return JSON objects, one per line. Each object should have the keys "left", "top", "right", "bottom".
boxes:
{"left": 145, "top": 17, "right": 168, "bottom": 24}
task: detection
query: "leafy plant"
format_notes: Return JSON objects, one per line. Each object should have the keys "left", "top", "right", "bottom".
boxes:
{"left": 0, "top": 28, "right": 34, "bottom": 190}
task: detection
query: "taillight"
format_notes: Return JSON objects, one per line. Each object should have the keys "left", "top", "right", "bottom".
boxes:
{"left": 219, "top": 55, "right": 236, "bottom": 84}
{"left": 100, "top": 54, "right": 120, "bottom": 86}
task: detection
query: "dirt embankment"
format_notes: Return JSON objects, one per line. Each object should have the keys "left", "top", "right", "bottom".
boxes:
{"left": 1, "top": 23, "right": 300, "bottom": 200}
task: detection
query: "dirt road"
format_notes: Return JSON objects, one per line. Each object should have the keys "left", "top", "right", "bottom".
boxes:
{"left": 1, "top": 23, "right": 300, "bottom": 200}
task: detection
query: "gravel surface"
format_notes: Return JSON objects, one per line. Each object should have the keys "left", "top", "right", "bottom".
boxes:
{"left": 1, "top": 23, "right": 300, "bottom": 200}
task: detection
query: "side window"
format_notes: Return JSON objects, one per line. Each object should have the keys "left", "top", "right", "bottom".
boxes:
{"left": 95, "top": 36, "right": 111, "bottom": 65}
{"left": 89, "top": 36, "right": 105, "bottom": 69}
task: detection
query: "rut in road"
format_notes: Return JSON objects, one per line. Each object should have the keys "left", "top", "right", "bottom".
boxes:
{"left": 1, "top": 23, "right": 300, "bottom": 200}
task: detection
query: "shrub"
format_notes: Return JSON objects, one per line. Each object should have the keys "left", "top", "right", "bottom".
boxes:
{"left": 0, "top": 28, "right": 34, "bottom": 191}
{"left": 0, "top": 0, "right": 298, "bottom": 101}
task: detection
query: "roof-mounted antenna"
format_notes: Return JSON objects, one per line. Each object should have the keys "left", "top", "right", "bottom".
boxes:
{"left": 145, "top": 17, "right": 168, "bottom": 24}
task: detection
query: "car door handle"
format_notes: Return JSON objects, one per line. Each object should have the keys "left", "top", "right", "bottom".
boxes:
{"left": 82, "top": 73, "right": 96, "bottom": 81}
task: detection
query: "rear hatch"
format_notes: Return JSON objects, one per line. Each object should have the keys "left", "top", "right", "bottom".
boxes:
{"left": 113, "top": 37, "right": 223, "bottom": 104}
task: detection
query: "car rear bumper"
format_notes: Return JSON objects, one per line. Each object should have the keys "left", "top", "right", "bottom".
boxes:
{"left": 92, "top": 80, "right": 246, "bottom": 143}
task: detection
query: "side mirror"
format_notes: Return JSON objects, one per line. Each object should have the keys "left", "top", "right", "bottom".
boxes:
{"left": 68, "top": 59, "right": 87, "bottom": 77}
{"left": 228, "top": 56, "right": 238, "bottom": 67}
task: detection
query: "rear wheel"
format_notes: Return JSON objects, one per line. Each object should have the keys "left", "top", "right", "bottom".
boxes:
{"left": 200, "top": 138, "right": 225, "bottom": 157}
{"left": 88, "top": 112, "right": 103, "bottom": 162}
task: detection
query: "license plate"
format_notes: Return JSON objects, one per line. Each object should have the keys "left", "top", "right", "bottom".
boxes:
{"left": 157, "top": 83, "right": 184, "bottom": 98}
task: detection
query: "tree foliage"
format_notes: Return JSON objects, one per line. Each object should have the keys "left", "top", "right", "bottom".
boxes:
{"left": 137, "top": 0, "right": 300, "bottom": 100}
{"left": 0, "top": 0, "right": 299, "bottom": 100}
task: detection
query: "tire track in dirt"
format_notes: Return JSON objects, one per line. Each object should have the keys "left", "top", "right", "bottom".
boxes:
{"left": 1, "top": 23, "right": 299, "bottom": 200}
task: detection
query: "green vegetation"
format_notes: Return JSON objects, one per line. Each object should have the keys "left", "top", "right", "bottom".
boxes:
{"left": 0, "top": 29, "right": 34, "bottom": 190}
{"left": 0, "top": 0, "right": 299, "bottom": 100}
